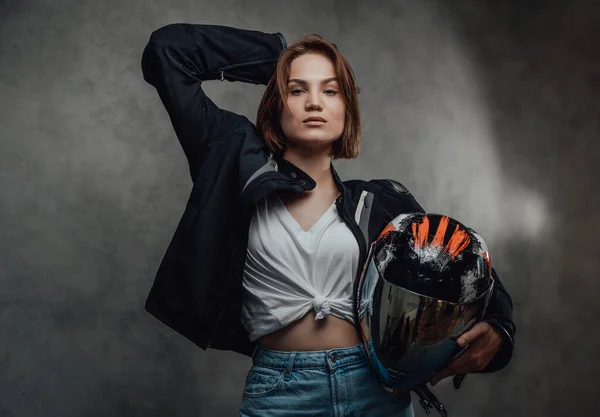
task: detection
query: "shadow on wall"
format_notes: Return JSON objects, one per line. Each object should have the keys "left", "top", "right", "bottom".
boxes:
{"left": 442, "top": 0, "right": 600, "bottom": 416}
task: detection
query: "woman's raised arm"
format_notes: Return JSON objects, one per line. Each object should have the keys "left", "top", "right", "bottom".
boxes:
{"left": 141, "top": 24, "right": 286, "bottom": 174}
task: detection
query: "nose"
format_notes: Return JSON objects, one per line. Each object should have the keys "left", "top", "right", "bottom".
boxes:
{"left": 304, "top": 89, "right": 323, "bottom": 111}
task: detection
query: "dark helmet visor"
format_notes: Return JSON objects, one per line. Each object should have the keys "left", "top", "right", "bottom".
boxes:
{"left": 359, "top": 255, "right": 494, "bottom": 390}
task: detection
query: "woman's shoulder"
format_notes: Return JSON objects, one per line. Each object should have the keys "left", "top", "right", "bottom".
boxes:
{"left": 344, "top": 178, "right": 424, "bottom": 213}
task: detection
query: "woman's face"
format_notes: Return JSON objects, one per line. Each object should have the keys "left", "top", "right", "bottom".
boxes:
{"left": 280, "top": 53, "right": 346, "bottom": 153}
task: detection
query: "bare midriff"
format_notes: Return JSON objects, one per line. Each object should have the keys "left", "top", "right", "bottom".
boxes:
{"left": 259, "top": 310, "right": 360, "bottom": 351}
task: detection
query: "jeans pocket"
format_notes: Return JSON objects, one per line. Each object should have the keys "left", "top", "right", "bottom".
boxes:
{"left": 243, "top": 366, "right": 285, "bottom": 398}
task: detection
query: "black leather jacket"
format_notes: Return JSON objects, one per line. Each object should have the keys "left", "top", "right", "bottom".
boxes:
{"left": 140, "top": 23, "right": 515, "bottom": 373}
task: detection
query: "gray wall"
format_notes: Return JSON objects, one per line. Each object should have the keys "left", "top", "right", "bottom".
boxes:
{"left": 1, "top": 0, "right": 598, "bottom": 416}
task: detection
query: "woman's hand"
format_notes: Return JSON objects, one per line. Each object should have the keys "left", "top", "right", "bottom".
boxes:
{"left": 429, "top": 321, "right": 503, "bottom": 386}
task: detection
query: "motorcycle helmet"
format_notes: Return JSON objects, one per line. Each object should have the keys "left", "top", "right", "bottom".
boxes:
{"left": 356, "top": 213, "right": 495, "bottom": 411}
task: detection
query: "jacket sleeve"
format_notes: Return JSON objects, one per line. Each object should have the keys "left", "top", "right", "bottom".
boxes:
{"left": 141, "top": 24, "right": 286, "bottom": 176}
{"left": 476, "top": 268, "right": 516, "bottom": 373}
{"left": 376, "top": 179, "right": 516, "bottom": 373}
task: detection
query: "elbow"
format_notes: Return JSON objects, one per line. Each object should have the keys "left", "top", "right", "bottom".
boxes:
{"left": 140, "top": 40, "right": 160, "bottom": 84}
{"left": 148, "top": 23, "right": 186, "bottom": 44}
{"left": 148, "top": 23, "right": 209, "bottom": 46}
{"left": 141, "top": 24, "right": 185, "bottom": 83}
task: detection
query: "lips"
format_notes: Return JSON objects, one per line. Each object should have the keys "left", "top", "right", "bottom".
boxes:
{"left": 303, "top": 116, "right": 327, "bottom": 123}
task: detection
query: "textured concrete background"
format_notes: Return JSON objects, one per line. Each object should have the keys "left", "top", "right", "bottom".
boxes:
{"left": 1, "top": 0, "right": 598, "bottom": 416}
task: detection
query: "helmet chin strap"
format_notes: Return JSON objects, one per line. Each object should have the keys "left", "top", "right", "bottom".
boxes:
{"left": 413, "top": 384, "right": 448, "bottom": 417}
{"left": 412, "top": 374, "right": 467, "bottom": 417}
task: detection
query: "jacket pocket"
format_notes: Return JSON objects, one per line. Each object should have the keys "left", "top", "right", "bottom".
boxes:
{"left": 243, "top": 365, "right": 285, "bottom": 398}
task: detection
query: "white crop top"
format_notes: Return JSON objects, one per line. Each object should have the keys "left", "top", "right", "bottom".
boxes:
{"left": 241, "top": 192, "right": 360, "bottom": 342}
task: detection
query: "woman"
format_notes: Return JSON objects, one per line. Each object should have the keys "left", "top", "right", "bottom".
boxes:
{"left": 141, "top": 23, "right": 515, "bottom": 416}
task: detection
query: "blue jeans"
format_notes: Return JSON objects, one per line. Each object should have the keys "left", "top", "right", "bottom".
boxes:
{"left": 239, "top": 343, "right": 414, "bottom": 417}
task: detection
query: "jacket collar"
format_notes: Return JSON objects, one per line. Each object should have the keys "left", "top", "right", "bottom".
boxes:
{"left": 272, "top": 152, "right": 346, "bottom": 195}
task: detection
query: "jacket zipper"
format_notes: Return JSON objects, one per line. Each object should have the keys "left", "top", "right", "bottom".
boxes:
{"left": 219, "top": 58, "right": 278, "bottom": 84}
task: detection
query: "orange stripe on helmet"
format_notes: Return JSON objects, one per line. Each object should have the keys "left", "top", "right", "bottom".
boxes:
{"left": 431, "top": 216, "right": 450, "bottom": 247}
{"left": 378, "top": 222, "right": 397, "bottom": 239}
{"left": 445, "top": 224, "right": 471, "bottom": 259}
{"left": 412, "top": 215, "right": 430, "bottom": 248}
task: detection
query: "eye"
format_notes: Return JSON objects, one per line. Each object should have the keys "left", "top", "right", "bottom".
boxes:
{"left": 290, "top": 88, "right": 304, "bottom": 95}
{"left": 324, "top": 89, "right": 338, "bottom": 96}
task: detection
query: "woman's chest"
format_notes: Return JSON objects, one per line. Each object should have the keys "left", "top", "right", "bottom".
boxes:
{"left": 277, "top": 189, "right": 340, "bottom": 233}
{"left": 248, "top": 192, "right": 358, "bottom": 261}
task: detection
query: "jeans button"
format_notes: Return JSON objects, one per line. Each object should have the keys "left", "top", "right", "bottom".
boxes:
{"left": 330, "top": 353, "right": 337, "bottom": 363}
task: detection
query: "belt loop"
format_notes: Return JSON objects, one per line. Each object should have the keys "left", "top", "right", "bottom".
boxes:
{"left": 251, "top": 344, "right": 260, "bottom": 361}
{"left": 284, "top": 352, "right": 296, "bottom": 379}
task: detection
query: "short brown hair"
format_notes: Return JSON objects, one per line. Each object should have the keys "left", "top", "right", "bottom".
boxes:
{"left": 256, "top": 35, "right": 361, "bottom": 160}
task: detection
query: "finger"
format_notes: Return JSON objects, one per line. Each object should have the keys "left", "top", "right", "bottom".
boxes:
{"left": 455, "top": 321, "right": 490, "bottom": 347}
{"left": 432, "top": 340, "right": 485, "bottom": 385}
{"left": 446, "top": 346, "right": 477, "bottom": 372}
{"left": 453, "top": 374, "right": 466, "bottom": 389}
{"left": 430, "top": 367, "right": 453, "bottom": 385}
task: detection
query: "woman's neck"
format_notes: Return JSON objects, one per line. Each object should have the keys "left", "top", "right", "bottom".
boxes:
{"left": 282, "top": 146, "right": 335, "bottom": 188}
